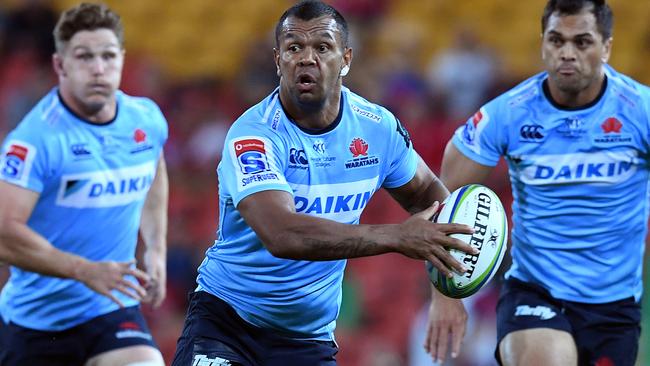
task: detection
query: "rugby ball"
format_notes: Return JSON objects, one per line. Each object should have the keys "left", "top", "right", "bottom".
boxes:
{"left": 426, "top": 184, "right": 508, "bottom": 298}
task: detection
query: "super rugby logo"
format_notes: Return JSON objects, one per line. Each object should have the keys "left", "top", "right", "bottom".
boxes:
{"left": 234, "top": 138, "right": 270, "bottom": 174}
{"left": 0, "top": 141, "right": 36, "bottom": 185}
{"left": 461, "top": 108, "right": 490, "bottom": 153}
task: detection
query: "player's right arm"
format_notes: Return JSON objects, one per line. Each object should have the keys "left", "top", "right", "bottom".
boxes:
{"left": 238, "top": 187, "right": 475, "bottom": 277}
{"left": 0, "top": 181, "right": 149, "bottom": 307}
{"left": 425, "top": 108, "right": 500, "bottom": 364}
{"left": 424, "top": 139, "right": 496, "bottom": 364}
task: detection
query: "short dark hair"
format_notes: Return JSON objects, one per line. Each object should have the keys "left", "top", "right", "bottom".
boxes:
{"left": 275, "top": 0, "right": 349, "bottom": 48}
{"left": 541, "top": 0, "right": 613, "bottom": 39}
{"left": 53, "top": 2, "right": 124, "bottom": 52}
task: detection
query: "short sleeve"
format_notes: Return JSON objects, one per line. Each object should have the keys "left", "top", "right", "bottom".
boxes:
{"left": 451, "top": 103, "right": 504, "bottom": 167}
{"left": 383, "top": 117, "right": 418, "bottom": 188}
{"left": 0, "top": 131, "right": 50, "bottom": 193}
{"left": 219, "top": 124, "right": 292, "bottom": 207}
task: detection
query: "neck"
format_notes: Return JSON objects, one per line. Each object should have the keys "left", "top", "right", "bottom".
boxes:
{"left": 280, "top": 88, "right": 341, "bottom": 130}
{"left": 59, "top": 88, "right": 117, "bottom": 124}
{"left": 547, "top": 71, "right": 606, "bottom": 109}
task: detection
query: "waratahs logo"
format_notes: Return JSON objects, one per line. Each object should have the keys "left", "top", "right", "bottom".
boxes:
{"left": 593, "top": 117, "right": 631, "bottom": 145}
{"left": 345, "top": 137, "right": 379, "bottom": 169}
{"left": 349, "top": 138, "right": 368, "bottom": 157}
{"left": 601, "top": 117, "right": 622, "bottom": 133}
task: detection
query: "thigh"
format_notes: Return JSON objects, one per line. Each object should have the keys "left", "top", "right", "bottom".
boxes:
{"left": 495, "top": 277, "right": 577, "bottom": 366}
{"left": 0, "top": 319, "right": 85, "bottom": 366}
{"left": 569, "top": 297, "right": 641, "bottom": 366}
{"left": 82, "top": 305, "right": 159, "bottom": 361}
{"left": 85, "top": 345, "right": 164, "bottom": 366}
{"left": 500, "top": 328, "right": 577, "bottom": 366}
{"left": 171, "top": 291, "right": 255, "bottom": 366}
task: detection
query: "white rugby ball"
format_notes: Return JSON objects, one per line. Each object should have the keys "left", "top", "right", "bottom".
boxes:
{"left": 426, "top": 184, "right": 508, "bottom": 298}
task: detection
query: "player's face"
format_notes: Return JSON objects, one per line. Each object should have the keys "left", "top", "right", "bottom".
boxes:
{"left": 541, "top": 7, "right": 611, "bottom": 95}
{"left": 53, "top": 28, "right": 124, "bottom": 119}
{"left": 274, "top": 16, "right": 351, "bottom": 110}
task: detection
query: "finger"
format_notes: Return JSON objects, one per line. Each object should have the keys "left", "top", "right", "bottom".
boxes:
{"left": 419, "top": 202, "right": 440, "bottom": 221}
{"left": 105, "top": 292, "right": 125, "bottom": 308}
{"left": 115, "top": 281, "right": 146, "bottom": 301}
{"left": 436, "top": 325, "right": 449, "bottom": 364}
{"left": 427, "top": 255, "right": 455, "bottom": 278}
{"left": 430, "top": 245, "right": 467, "bottom": 275}
{"left": 121, "top": 279, "right": 147, "bottom": 299}
{"left": 125, "top": 267, "right": 151, "bottom": 284}
{"left": 424, "top": 321, "right": 434, "bottom": 353}
{"left": 451, "top": 323, "right": 465, "bottom": 359}
{"left": 436, "top": 223, "right": 474, "bottom": 235}
{"left": 440, "top": 236, "right": 479, "bottom": 256}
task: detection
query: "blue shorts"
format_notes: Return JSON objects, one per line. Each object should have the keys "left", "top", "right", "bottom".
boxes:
{"left": 171, "top": 291, "right": 339, "bottom": 366}
{"left": 0, "top": 305, "right": 157, "bottom": 366}
{"left": 495, "top": 277, "right": 641, "bottom": 366}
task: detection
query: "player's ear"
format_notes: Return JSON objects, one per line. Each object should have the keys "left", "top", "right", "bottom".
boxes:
{"left": 52, "top": 53, "right": 66, "bottom": 77}
{"left": 601, "top": 37, "right": 612, "bottom": 64}
{"left": 340, "top": 47, "right": 353, "bottom": 77}
{"left": 273, "top": 48, "right": 281, "bottom": 77}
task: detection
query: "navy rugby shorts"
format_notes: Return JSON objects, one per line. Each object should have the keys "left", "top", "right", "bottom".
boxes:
{"left": 0, "top": 305, "right": 157, "bottom": 366}
{"left": 171, "top": 291, "right": 339, "bottom": 366}
{"left": 495, "top": 277, "right": 641, "bottom": 366}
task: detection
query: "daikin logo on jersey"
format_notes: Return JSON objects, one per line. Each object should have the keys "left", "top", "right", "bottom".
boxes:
{"left": 56, "top": 162, "right": 155, "bottom": 207}
{"left": 292, "top": 177, "right": 378, "bottom": 222}
{"left": 517, "top": 151, "right": 638, "bottom": 184}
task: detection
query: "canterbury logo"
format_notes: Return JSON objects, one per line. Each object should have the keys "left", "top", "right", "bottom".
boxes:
{"left": 520, "top": 125, "right": 544, "bottom": 140}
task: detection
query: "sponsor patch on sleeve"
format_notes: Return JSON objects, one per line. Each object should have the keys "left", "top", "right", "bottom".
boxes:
{"left": 459, "top": 107, "right": 490, "bottom": 154}
{"left": 228, "top": 136, "right": 287, "bottom": 192}
{"left": 0, "top": 141, "right": 37, "bottom": 186}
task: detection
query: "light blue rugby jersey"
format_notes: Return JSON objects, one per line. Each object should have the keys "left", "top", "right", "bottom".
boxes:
{"left": 197, "top": 87, "right": 418, "bottom": 340}
{"left": 452, "top": 66, "right": 650, "bottom": 303}
{"left": 0, "top": 88, "right": 167, "bottom": 330}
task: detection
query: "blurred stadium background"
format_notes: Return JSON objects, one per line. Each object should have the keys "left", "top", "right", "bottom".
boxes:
{"left": 0, "top": 0, "right": 648, "bottom": 365}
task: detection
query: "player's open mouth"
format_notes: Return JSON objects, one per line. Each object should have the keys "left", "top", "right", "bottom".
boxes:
{"left": 297, "top": 74, "right": 317, "bottom": 91}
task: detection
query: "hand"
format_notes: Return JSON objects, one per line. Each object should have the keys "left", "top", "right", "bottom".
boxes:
{"left": 424, "top": 292, "right": 468, "bottom": 364}
{"left": 396, "top": 202, "right": 476, "bottom": 277}
{"left": 142, "top": 249, "right": 166, "bottom": 308}
{"left": 75, "top": 260, "right": 150, "bottom": 307}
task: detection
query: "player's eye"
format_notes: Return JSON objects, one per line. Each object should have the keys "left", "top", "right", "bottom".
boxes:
{"left": 288, "top": 44, "right": 301, "bottom": 53}
{"left": 318, "top": 44, "right": 330, "bottom": 53}
{"left": 575, "top": 38, "right": 593, "bottom": 49}
{"left": 102, "top": 52, "right": 117, "bottom": 61}
{"left": 76, "top": 53, "right": 93, "bottom": 61}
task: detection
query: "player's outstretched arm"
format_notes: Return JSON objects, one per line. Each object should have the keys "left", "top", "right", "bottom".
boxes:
{"left": 424, "top": 283, "right": 468, "bottom": 364}
{"left": 423, "top": 140, "right": 496, "bottom": 363}
{"left": 139, "top": 154, "right": 168, "bottom": 308}
{"left": 0, "top": 180, "right": 150, "bottom": 307}
{"left": 238, "top": 173, "right": 477, "bottom": 278}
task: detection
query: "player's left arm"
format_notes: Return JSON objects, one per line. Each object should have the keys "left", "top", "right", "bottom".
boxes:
{"left": 385, "top": 156, "right": 449, "bottom": 214}
{"left": 139, "top": 153, "right": 168, "bottom": 308}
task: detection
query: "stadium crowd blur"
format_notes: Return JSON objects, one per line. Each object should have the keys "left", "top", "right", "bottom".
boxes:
{"left": 0, "top": 0, "right": 648, "bottom": 365}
